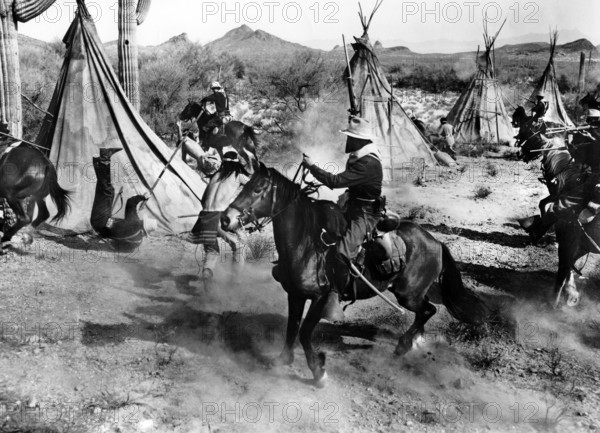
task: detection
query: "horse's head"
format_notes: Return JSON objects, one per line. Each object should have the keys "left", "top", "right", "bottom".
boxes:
{"left": 511, "top": 105, "right": 527, "bottom": 128}
{"left": 221, "top": 162, "right": 274, "bottom": 232}
{"left": 178, "top": 100, "right": 202, "bottom": 122}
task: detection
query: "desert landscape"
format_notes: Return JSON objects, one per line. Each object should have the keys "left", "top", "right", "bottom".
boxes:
{"left": 1, "top": 1, "right": 600, "bottom": 432}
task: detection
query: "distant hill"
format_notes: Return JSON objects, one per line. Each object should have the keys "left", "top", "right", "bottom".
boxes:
{"left": 205, "top": 25, "right": 320, "bottom": 65}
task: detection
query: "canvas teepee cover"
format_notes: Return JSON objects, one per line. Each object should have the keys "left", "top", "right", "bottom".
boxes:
{"left": 346, "top": 1, "right": 437, "bottom": 182}
{"left": 36, "top": 5, "right": 204, "bottom": 234}
{"left": 527, "top": 31, "right": 574, "bottom": 128}
{"left": 447, "top": 21, "right": 515, "bottom": 145}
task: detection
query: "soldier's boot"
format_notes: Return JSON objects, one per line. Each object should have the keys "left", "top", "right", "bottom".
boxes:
{"left": 323, "top": 252, "right": 347, "bottom": 323}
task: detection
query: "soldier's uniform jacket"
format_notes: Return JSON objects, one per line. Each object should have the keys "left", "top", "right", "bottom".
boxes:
{"left": 307, "top": 151, "right": 383, "bottom": 202}
{"left": 532, "top": 100, "right": 549, "bottom": 119}
{"left": 201, "top": 92, "right": 229, "bottom": 115}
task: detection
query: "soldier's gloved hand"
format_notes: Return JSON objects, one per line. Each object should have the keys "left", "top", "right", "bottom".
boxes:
{"left": 302, "top": 154, "right": 314, "bottom": 168}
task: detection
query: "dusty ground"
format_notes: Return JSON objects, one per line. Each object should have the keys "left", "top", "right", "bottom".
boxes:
{"left": 1, "top": 149, "right": 600, "bottom": 433}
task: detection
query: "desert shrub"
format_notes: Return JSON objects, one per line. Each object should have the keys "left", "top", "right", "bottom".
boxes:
{"left": 485, "top": 162, "right": 499, "bottom": 177}
{"left": 473, "top": 185, "right": 492, "bottom": 199}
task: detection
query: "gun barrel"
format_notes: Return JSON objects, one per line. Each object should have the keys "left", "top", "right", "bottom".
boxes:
{"left": 343, "top": 35, "right": 358, "bottom": 115}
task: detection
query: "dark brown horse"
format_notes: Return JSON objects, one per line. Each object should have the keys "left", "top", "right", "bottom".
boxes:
{"left": 579, "top": 93, "right": 600, "bottom": 111}
{"left": 0, "top": 142, "right": 71, "bottom": 242}
{"left": 513, "top": 105, "right": 598, "bottom": 307}
{"left": 221, "top": 163, "right": 490, "bottom": 386}
{"left": 178, "top": 101, "right": 259, "bottom": 166}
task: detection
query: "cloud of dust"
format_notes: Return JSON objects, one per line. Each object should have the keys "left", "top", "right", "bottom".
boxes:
{"left": 453, "top": 60, "right": 477, "bottom": 81}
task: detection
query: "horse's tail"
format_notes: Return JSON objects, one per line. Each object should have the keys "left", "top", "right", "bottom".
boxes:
{"left": 439, "top": 243, "right": 490, "bottom": 324}
{"left": 44, "top": 164, "right": 71, "bottom": 223}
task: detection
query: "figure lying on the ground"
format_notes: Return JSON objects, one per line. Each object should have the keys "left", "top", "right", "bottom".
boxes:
{"left": 90, "top": 148, "right": 153, "bottom": 251}
{"left": 188, "top": 148, "right": 250, "bottom": 286}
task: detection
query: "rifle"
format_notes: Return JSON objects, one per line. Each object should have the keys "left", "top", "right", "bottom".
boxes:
{"left": 545, "top": 124, "right": 598, "bottom": 135}
{"left": 342, "top": 35, "right": 359, "bottom": 117}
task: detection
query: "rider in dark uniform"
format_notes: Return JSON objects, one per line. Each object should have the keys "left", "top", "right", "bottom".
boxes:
{"left": 521, "top": 110, "right": 600, "bottom": 240}
{"left": 532, "top": 92, "right": 549, "bottom": 122}
{"left": 198, "top": 81, "right": 231, "bottom": 137}
{"left": 302, "top": 116, "right": 383, "bottom": 321}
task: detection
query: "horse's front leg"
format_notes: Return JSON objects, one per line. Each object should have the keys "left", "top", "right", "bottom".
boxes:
{"left": 271, "top": 294, "right": 306, "bottom": 368}
{"left": 299, "top": 295, "right": 328, "bottom": 387}
{"left": 553, "top": 227, "right": 581, "bottom": 308}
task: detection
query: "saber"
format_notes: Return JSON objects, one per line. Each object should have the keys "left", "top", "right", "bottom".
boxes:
{"left": 349, "top": 263, "right": 405, "bottom": 315}
{"left": 139, "top": 139, "right": 185, "bottom": 211}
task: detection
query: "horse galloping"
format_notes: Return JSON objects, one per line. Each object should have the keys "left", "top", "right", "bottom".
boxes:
{"left": 0, "top": 142, "right": 71, "bottom": 242}
{"left": 221, "top": 163, "right": 490, "bottom": 386}
{"left": 178, "top": 101, "right": 259, "bottom": 167}
{"left": 513, "top": 105, "right": 598, "bottom": 307}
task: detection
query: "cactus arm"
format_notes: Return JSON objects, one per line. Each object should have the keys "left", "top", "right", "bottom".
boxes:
{"left": 13, "top": 0, "right": 57, "bottom": 23}
{"left": 135, "top": 0, "right": 151, "bottom": 25}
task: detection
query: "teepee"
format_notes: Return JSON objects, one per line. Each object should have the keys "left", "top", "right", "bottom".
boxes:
{"left": 36, "top": 3, "right": 205, "bottom": 234}
{"left": 527, "top": 31, "right": 574, "bottom": 127}
{"left": 447, "top": 20, "right": 515, "bottom": 145}
{"left": 344, "top": 1, "right": 437, "bottom": 182}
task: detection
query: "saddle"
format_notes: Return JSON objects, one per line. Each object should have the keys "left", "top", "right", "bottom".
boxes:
{"left": 315, "top": 204, "right": 406, "bottom": 291}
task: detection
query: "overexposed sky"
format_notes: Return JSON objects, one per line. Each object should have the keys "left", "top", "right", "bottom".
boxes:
{"left": 19, "top": 0, "right": 600, "bottom": 50}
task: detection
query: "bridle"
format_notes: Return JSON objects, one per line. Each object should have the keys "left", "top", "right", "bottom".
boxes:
{"left": 228, "top": 166, "right": 320, "bottom": 233}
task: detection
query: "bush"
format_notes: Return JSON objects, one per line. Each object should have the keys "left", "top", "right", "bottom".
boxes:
{"left": 473, "top": 185, "right": 492, "bottom": 199}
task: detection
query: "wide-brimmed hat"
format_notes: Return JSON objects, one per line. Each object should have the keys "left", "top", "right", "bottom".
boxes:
{"left": 210, "top": 81, "right": 222, "bottom": 90}
{"left": 535, "top": 91, "right": 545, "bottom": 98}
{"left": 340, "top": 116, "right": 375, "bottom": 140}
{"left": 586, "top": 109, "right": 600, "bottom": 118}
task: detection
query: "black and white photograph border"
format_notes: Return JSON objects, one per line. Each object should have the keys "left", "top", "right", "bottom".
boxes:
{"left": 0, "top": 0, "right": 599, "bottom": 432}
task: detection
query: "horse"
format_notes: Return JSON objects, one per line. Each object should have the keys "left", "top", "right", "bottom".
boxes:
{"left": 512, "top": 105, "right": 599, "bottom": 307}
{"left": 0, "top": 142, "right": 71, "bottom": 242}
{"left": 178, "top": 101, "right": 259, "bottom": 167}
{"left": 579, "top": 93, "right": 600, "bottom": 111}
{"left": 221, "top": 163, "right": 490, "bottom": 386}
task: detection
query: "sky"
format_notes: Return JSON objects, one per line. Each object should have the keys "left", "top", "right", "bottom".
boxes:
{"left": 18, "top": 0, "right": 600, "bottom": 52}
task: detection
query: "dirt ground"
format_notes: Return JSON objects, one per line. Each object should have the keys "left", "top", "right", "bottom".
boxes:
{"left": 1, "top": 150, "right": 600, "bottom": 433}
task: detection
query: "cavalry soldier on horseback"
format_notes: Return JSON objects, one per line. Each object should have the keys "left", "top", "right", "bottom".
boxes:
{"left": 302, "top": 116, "right": 383, "bottom": 321}
{"left": 531, "top": 91, "right": 549, "bottom": 122}
{"left": 521, "top": 109, "right": 600, "bottom": 240}
{"left": 198, "top": 82, "right": 232, "bottom": 140}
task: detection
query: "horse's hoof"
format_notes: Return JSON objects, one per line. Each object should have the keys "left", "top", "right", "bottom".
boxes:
{"left": 566, "top": 294, "right": 580, "bottom": 307}
{"left": 314, "top": 371, "right": 328, "bottom": 388}
{"left": 393, "top": 344, "right": 411, "bottom": 357}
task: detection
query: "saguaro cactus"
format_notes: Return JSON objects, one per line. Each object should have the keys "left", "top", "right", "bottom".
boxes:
{"left": 0, "top": 0, "right": 57, "bottom": 137}
{"left": 118, "top": 0, "right": 151, "bottom": 111}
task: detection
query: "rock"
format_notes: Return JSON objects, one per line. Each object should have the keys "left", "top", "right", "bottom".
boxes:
{"left": 453, "top": 378, "right": 465, "bottom": 389}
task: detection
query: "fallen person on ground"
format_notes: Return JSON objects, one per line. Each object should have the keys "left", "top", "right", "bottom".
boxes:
{"left": 90, "top": 148, "right": 155, "bottom": 251}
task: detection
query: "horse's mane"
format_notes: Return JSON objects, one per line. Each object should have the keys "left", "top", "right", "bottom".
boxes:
{"left": 268, "top": 167, "right": 322, "bottom": 248}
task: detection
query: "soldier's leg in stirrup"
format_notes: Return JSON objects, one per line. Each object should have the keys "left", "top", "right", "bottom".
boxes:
{"left": 324, "top": 248, "right": 350, "bottom": 322}
{"left": 526, "top": 185, "right": 587, "bottom": 240}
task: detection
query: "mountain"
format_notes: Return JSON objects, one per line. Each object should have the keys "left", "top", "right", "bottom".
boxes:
{"left": 205, "top": 25, "right": 320, "bottom": 65}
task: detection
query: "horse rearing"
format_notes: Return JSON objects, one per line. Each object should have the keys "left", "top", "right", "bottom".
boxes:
{"left": 221, "top": 163, "right": 490, "bottom": 386}
{"left": 513, "top": 105, "right": 598, "bottom": 307}
{"left": 0, "top": 142, "right": 71, "bottom": 242}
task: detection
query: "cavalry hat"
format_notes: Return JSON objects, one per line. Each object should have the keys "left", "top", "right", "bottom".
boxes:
{"left": 536, "top": 91, "right": 545, "bottom": 98}
{"left": 586, "top": 109, "right": 600, "bottom": 118}
{"left": 340, "top": 116, "right": 375, "bottom": 140}
{"left": 210, "top": 81, "right": 222, "bottom": 89}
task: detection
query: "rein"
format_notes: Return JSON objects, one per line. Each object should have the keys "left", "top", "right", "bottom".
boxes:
{"left": 233, "top": 166, "right": 321, "bottom": 232}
